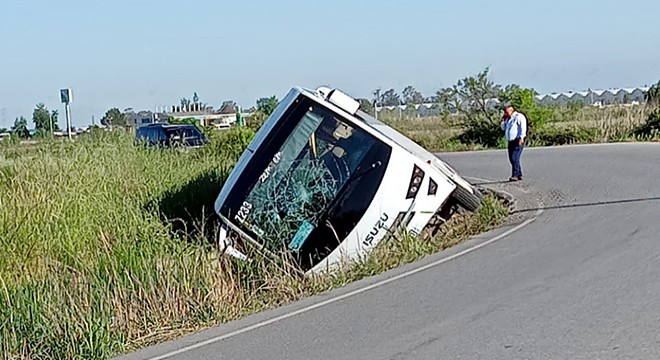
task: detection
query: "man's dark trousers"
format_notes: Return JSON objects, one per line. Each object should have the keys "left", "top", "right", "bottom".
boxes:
{"left": 508, "top": 139, "right": 524, "bottom": 178}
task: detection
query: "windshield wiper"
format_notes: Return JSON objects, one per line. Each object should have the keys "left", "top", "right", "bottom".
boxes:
{"left": 324, "top": 219, "right": 342, "bottom": 245}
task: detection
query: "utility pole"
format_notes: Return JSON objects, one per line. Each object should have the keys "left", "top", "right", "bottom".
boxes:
{"left": 373, "top": 88, "right": 381, "bottom": 121}
{"left": 65, "top": 102, "right": 72, "bottom": 139}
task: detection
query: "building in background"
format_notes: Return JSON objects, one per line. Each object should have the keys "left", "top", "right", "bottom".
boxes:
{"left": 163, "top": 101, "right": 239, "bottom": 128}
{"left": 125, "top": 110, "right": 170, "bottom": 128}
{"left": 534, "top": 87, "right": 649, "bottom": 107}
{"left": 375, "top": 86, "right": 651, "bottom": 118}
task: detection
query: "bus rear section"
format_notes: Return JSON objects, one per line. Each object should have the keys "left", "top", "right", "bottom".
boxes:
{"left": 213, "top": 86, "right": 461, "bottom": 274}
{"left": 356, "top": 110, "right": 482, "bottom": 212}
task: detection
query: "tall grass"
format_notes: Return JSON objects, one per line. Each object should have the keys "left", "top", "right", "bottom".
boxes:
{"left": 0, "top": 130, "right": 247, "bottom": 358}
{"left": 380, "top": 105, "right": 658, "bottom": 151}
{"left": 0, "top": 129, "right": 509, "bottom": 359}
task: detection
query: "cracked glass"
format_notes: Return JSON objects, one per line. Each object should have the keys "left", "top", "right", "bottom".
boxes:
{"left": 233, "top": 105, "right": 377, "bottom": 254}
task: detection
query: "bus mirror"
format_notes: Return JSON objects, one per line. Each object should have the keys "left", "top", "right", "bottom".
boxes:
{"left": 223, "top": 244, "right": 248, "bottom": 261}
{"left": 218, "top": 226, "right": 248, "bottom": 261}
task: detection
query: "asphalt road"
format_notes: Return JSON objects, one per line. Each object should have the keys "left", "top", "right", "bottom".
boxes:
{"left": 119, "top": 143, "right": 660, "bottom": 360}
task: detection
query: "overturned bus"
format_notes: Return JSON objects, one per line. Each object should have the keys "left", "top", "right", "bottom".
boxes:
{"left": 214, "top": 86, "right": 482, "bottom": 274}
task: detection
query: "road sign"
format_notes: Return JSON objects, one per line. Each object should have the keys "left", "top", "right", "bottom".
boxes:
{"left": 60, "top": 88, "right": 72, "bottom": 104}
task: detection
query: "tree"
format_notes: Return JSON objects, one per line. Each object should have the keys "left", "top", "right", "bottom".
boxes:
{"left": 379, "top": 88, "right": 401, "bottom": 106}
{"left": 357, "top": 98, "right": 375, "bottom": 116}
{"left": 50, "top": 110, "right": 61, "bottom": 132}
{"left": 454, "top": 68, "right": 502, "bottom": 116}
{"left": 32, "top": 103, "right": 53, "bottom": 132}
{"left": 11, "top": 116, "right": 30, "bottom": 139}
{"left": 180, "top": 98, "right": 191, "bottom": 108}
{"left": 256, "top": 96, "right": 278, "bottom": 116}
{"left": 193, "top": 92, "right": 199, "bottom": 104}
{"left": 372, "top": 88, "right": 381, "bottom": 105}
{"left": 433, "top": 87, "right": 458, "bottom": 114}
{"left": 402, "top": 86, "right": 425, "bottom": 105}
{"left": 499, "top": 84, "right": 551, "bottom": 131}
{"left": 0, "top": 128, "right": 7, "bottom": 133}
{"left": 443, "top": 68, "right": 503, "bottom": 146}
{"left": 646, "top": 80, "right": 660, "bottom": 105}
{"left": 169, "top": 117, "right": 200, "bottom": 126}
{"left": 100, "top": 108, "right": 127, "bottom": 127}
{"left": 499, "top": 85, "right": 536, "bottom": 111}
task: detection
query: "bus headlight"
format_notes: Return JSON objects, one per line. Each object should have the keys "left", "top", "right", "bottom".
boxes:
{"left": 406, "top": 165, "right": 425, "bottom": 199}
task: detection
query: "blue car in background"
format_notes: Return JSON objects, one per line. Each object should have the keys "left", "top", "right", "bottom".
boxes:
{"left": 135, "top": 123, "right": 208, "bottom": 149}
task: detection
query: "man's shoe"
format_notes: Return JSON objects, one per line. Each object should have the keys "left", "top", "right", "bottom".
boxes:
{"left": 516, "top": 176, "right": 523, "bottom": 181}
{"left": 509, "top": 177, "right": 518, "bottom": 182}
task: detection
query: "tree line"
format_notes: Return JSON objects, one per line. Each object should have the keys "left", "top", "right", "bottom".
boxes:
{"left": 373, "top": 74, "right": 660, "bottom": 108}
{"left": 6, "top": 103, "right": 62, "bottom": 139}
{"left": 5, "top": 73, "right": 659, "bottom": 139}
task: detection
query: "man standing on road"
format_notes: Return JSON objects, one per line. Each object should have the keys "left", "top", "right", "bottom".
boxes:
{"left": 501, "top": 103, "right": 527, "bottom": 181}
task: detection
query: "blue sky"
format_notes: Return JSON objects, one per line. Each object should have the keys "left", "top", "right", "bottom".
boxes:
{"left": 1, "top": 0, "right": 659, "bottom": 129}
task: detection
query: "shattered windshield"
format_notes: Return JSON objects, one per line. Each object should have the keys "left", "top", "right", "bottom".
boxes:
{"left": 231, "top": 105, "right": 377, "bottom": 254}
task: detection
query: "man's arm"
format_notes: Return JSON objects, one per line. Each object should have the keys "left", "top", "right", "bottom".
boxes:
{"left": 518, "top": 114, "right": 527, "bottom": 144}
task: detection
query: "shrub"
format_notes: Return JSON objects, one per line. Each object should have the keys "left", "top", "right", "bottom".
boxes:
{"left": 499, "top": 85, "right": 553, "bottom": 133}
{"left": 455, "top": 115, "right": 503, "bottom": 148}
{"left": 530, "top": 125, "right": 597, "bottom": 146}
{"left": 246, "top": 111, "right": 268, "bottom": 131}
{"left": 203, "top": 126, "right": 255, "bottom": 160}
{"left": 633, "top": 108, "right": 660, "bottom": 138}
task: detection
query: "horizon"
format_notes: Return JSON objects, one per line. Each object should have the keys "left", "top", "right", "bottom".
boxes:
{"left": 1, "top": 0, "right": 659, "bottom": 129}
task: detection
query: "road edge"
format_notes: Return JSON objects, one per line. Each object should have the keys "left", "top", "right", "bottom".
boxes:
{"left": 117, "top": 186, "right": 543, "bottom": 360}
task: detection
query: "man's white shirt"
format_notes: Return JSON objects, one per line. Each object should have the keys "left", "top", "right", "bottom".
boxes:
{"left": 502, "top": 111, "right": 527, "bottom": 141}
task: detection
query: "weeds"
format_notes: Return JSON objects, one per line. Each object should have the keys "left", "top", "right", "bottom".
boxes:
{"left": 380, "top": 105, "right": 658, "bottom": 151}
{"left": 0, "top": 129, "right": 247, "bottom": 358}
{"left": 0, "top": 129, "right": 509, "bottom": 359}
{"left": 315, "top": 194, "right": 508, "bottom": 288}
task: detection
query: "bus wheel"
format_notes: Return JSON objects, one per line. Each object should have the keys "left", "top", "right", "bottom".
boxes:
{"left": 452, "top": 185, "right": 482, "bottom": 212}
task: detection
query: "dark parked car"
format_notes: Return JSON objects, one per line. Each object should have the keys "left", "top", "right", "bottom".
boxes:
{"left": 135, "top": 123, "right": 208, "bottom": 149}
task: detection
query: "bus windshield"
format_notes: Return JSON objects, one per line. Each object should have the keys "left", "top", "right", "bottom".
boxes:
{"left": 230, "top": 103, "right": 385, "bottom": 258}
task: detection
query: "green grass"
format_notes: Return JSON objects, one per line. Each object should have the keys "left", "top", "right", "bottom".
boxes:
{"left": 0, "top": 129, "right": 509, "bottom": 359}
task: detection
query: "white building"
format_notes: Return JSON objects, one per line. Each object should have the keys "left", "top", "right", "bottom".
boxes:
{"left": 164, "top": 102, "right": 238, "bottom": 128}
{"left": 535, "top": 87, "right": 649, "bottom": 106}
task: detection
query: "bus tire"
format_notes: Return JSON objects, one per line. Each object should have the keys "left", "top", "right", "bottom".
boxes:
{"left": 452, "top": 185, "right": 481, "bottom": 212}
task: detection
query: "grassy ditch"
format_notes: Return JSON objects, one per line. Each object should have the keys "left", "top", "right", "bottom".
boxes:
{"left": 0, "top": 129, "right": 508, "bottom": 359}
